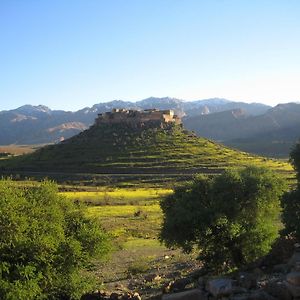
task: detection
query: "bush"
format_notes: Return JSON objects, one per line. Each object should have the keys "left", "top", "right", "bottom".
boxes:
{"left": 0, "top": 179, "right": 110, "bottom": 300}
{"left": 282, "top": 141, "right": 300, "bottom": 239}
{"left": 290, "top": 141, "right": 300, "bottom": 183}
{"left": 160, "top": 166, "right": 287, "bottom": 272}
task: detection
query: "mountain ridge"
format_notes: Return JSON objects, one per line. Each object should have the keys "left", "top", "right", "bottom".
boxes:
{"left": 1, "top": 97, "right": 300, "bottom": 157}
{"left": 0, "top": 97, "right": 271, "bottom": 145}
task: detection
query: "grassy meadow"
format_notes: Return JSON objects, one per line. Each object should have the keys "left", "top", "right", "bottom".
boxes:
{"left": 61, "top": 187, "right": 200, "bottom": 298}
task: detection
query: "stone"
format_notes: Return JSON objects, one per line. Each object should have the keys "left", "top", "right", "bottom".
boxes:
{"left": 110, "top": 293, "right": 121, "bottom": 300}
{"left": 170, "top": 277, "right": 193, "bottom": 292}
{"left": 197, "top": 277, "right": 205, "bottom": 288}
{"left": 286, "top": 269, "right": 300, "bottom": 285}
{"left": 285, "top": 281, "right": 300, "bottom": 298}
{"left": 248, "top": 290, "right": 276, "bottom": 300}
{"left": 132, "top": 292, "right": 142, "bottom": 300}
{"left": 288, "top": 243, "right": 300, "bottom": 267}
{"left": 238, "top": 272, "right": 257, "bottom": 290}
{"left": 144, "top": 274, "right": 161, "bottom": 282}
{"left": 163, "top": 281, "right": 174, "bottom": 294}
{"left": 115, "top": 283, "right": 126, "bottom": 291}
{"left": 147, "top": 296, "right": 161, "bottom": 300}
{"left": 272, "top": 263, "right": 290, "bottom": 274}
{"left": 265, "top": 281, "right": 292, "bottom": 300}
{"left": 162, "top": 289, "right": 207, "bottom": 300}
{"left": 81, "top": 292, "right": 102, "bottom": 300}
{"left": 206, "top": 278, "right": 233, "bottom": 297}
{"left": 231, "top": 286, "right": 248, "bottom": 294}
{"left": 230, "top": 295, "right": 250, "bottom": 300}
{"left": 252, "top": 268, "right": 264, "bottom": 277}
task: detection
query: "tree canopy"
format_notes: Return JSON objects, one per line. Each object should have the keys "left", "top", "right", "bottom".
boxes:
{"left": 290, "top": 141, "right": 300, "bottom": 184}
{"left": 0, "top": 179, "right": 110, "bottom": 300}
{"left": 282, "top": 141, "right": 300, "bottom": 239}
{"left": 160, "top": 166, "right": 287, "bottom": 272}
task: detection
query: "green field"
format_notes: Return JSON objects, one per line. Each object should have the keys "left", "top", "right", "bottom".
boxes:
{"left": 61, "top": 188, "right": 199, "bottom": 298}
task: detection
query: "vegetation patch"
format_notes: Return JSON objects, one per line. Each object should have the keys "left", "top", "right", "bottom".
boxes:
{"left": 0, "top": 179, "right": 111, "bottom": 300}
{"left": 0, "top": 124, "right": 293, "bottom": 184}
{"left": 160, "top": 166, "right": 288, "bottom": 273}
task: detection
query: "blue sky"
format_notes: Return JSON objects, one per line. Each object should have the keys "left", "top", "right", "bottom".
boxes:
{"left": 1, "top": 0, "right": 300, "bottom": 111}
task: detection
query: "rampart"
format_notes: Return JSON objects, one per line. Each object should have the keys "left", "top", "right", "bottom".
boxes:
{"left": 95, "top": 108, "right": 181, "bottom": 128}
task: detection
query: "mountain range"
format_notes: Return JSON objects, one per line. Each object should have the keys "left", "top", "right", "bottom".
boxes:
{"left": 184, "top": 102, "right": 300, "bottom": 157}
{"left": 0, "top": 97, "right": 299, "bottom": 157}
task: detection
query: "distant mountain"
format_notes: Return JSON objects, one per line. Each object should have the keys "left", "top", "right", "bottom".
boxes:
{"left": 0, "top": 97, "right": 271, "bottom": 145}
{"left": 183, "top": 99, "right": 270, "bottom": 117}
{"left": 184, "top": 102, "right": 300, "bottom": 157}
{"left": 184, "top": 109, "right": 248, "bottom": 141}
{"left": 0, "top": 105, "right": 88, "bottom": 144}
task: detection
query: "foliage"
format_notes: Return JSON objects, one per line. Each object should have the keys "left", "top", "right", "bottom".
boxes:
{"left": 160, "top": 166, "right": 287, "bottom": 272}
{"left": 62, "top": 188, "right": 172, "bottom": 206}
{"left": 282, "top": 190, "right": 300, "bottom": 239}
{"left": 290, "top": 141, "right": 300, "bottom": 183}
{"left": 282, "top": 141, "right": 300, "bottom": 239}
{"left": 0, "top": 179, "right": 110, "bottom": 300}
{"left": 127, "top": 259, "right": 150, "bottom": 276}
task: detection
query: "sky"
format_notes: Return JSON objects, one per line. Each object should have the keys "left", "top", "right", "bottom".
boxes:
{"left": 1, "top": 0, "right": 300, "bottom": 111}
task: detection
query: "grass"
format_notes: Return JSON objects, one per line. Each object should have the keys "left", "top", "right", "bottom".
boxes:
{"left": 0, "top": 144, "right": 39, "bottom": 155}
{"left": 1, "top": 124, "right": 293, "bottom": 186}
{"left": 62, "top": 188, "right": 172, "bottom": 206}
{"left": 61, "top": 188, "right": 169, "bottom": 245}
{"left": 61, "top": 187, "right": 199, "bottom": 298}
{"left": 87, "top": 204, "right": 161, "bottom": 217}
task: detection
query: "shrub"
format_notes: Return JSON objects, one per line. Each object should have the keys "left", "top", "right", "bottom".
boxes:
{"left": 127, "top": 259, "right": 150, "bottom": 276}
{"left": 290, "top": 141, "right": 300, "bottom": 183}
{"left": 160, "top": 166, "right": 287, "bottom": 272}
{"left": 282, "top": 141, "right": 300, "bottom": 239}
{"left": 0, "top": 179, "right": 110, "bottom": 300}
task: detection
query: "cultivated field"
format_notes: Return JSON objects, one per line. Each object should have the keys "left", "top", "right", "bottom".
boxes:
{"left": 0, "top": 144, "right": 37, "bottom": 156}
{"left": 61, "top": 188, "right": 200, "bottom": 298}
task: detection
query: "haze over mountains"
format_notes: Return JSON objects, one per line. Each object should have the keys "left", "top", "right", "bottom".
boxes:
{"left": 1, "top": 97, "right": 299, "bottom": 157}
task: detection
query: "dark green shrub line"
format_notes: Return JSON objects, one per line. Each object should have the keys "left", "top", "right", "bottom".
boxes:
{"left": 0, "top": 179, "right": 111, "bottom": 300}
{"left": 282, "top": 141, "right": 300, "bottom": 239}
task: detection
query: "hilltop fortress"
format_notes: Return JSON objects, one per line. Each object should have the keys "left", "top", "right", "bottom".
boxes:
{"left": 95, "top": 108, "right": 181, "bottom": 128}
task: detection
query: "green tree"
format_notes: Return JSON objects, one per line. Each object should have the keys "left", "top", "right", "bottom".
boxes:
{"left": 0, "top": 179, "right": 110, "bottom": 300}
{"left": 160, "top": 166, "right": 287, "bottom": 272}
{"left": 290, "top": 141, "right": 300, "bottom": 184}
{"left": 282, "top": 141, "right": 300, "bottom": 239}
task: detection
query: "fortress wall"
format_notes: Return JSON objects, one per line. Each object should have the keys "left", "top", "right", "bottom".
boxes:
{"left": 162, "top": 114, "right": 175, "bottom": 123}
{"left": 95, "top": 109, "right": 181, "bottom": 126}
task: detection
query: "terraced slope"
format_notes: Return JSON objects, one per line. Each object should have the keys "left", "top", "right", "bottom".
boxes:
{"left": 0, "top": 123, "right": 292, "bottom": 177}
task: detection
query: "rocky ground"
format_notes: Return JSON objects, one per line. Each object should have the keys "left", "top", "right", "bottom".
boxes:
{"left": 82, "top": 237, "right": 300, "bottom": 300}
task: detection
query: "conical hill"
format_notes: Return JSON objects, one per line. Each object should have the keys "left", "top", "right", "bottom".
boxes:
{"left": 0, "top": 122, "right": 292, "bottom": 176}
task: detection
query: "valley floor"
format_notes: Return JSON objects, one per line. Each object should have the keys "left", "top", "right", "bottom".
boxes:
{"left": 61, "top": 188, "right": 200, "bottom": 299}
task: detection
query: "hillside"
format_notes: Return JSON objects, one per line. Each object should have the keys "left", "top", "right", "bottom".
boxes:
{"left": 184, "top": 103, "right": 300, "bottom": 157}
{"left": 0, "top": 97, "right": 270, "bottom": 145}
{"left": 1, "top": 120, "right": 292, "bottom": 178}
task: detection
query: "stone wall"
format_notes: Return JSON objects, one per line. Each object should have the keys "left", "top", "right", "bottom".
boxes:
{"left": 95, "top": 109, "right": 181, "bottom": 127}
